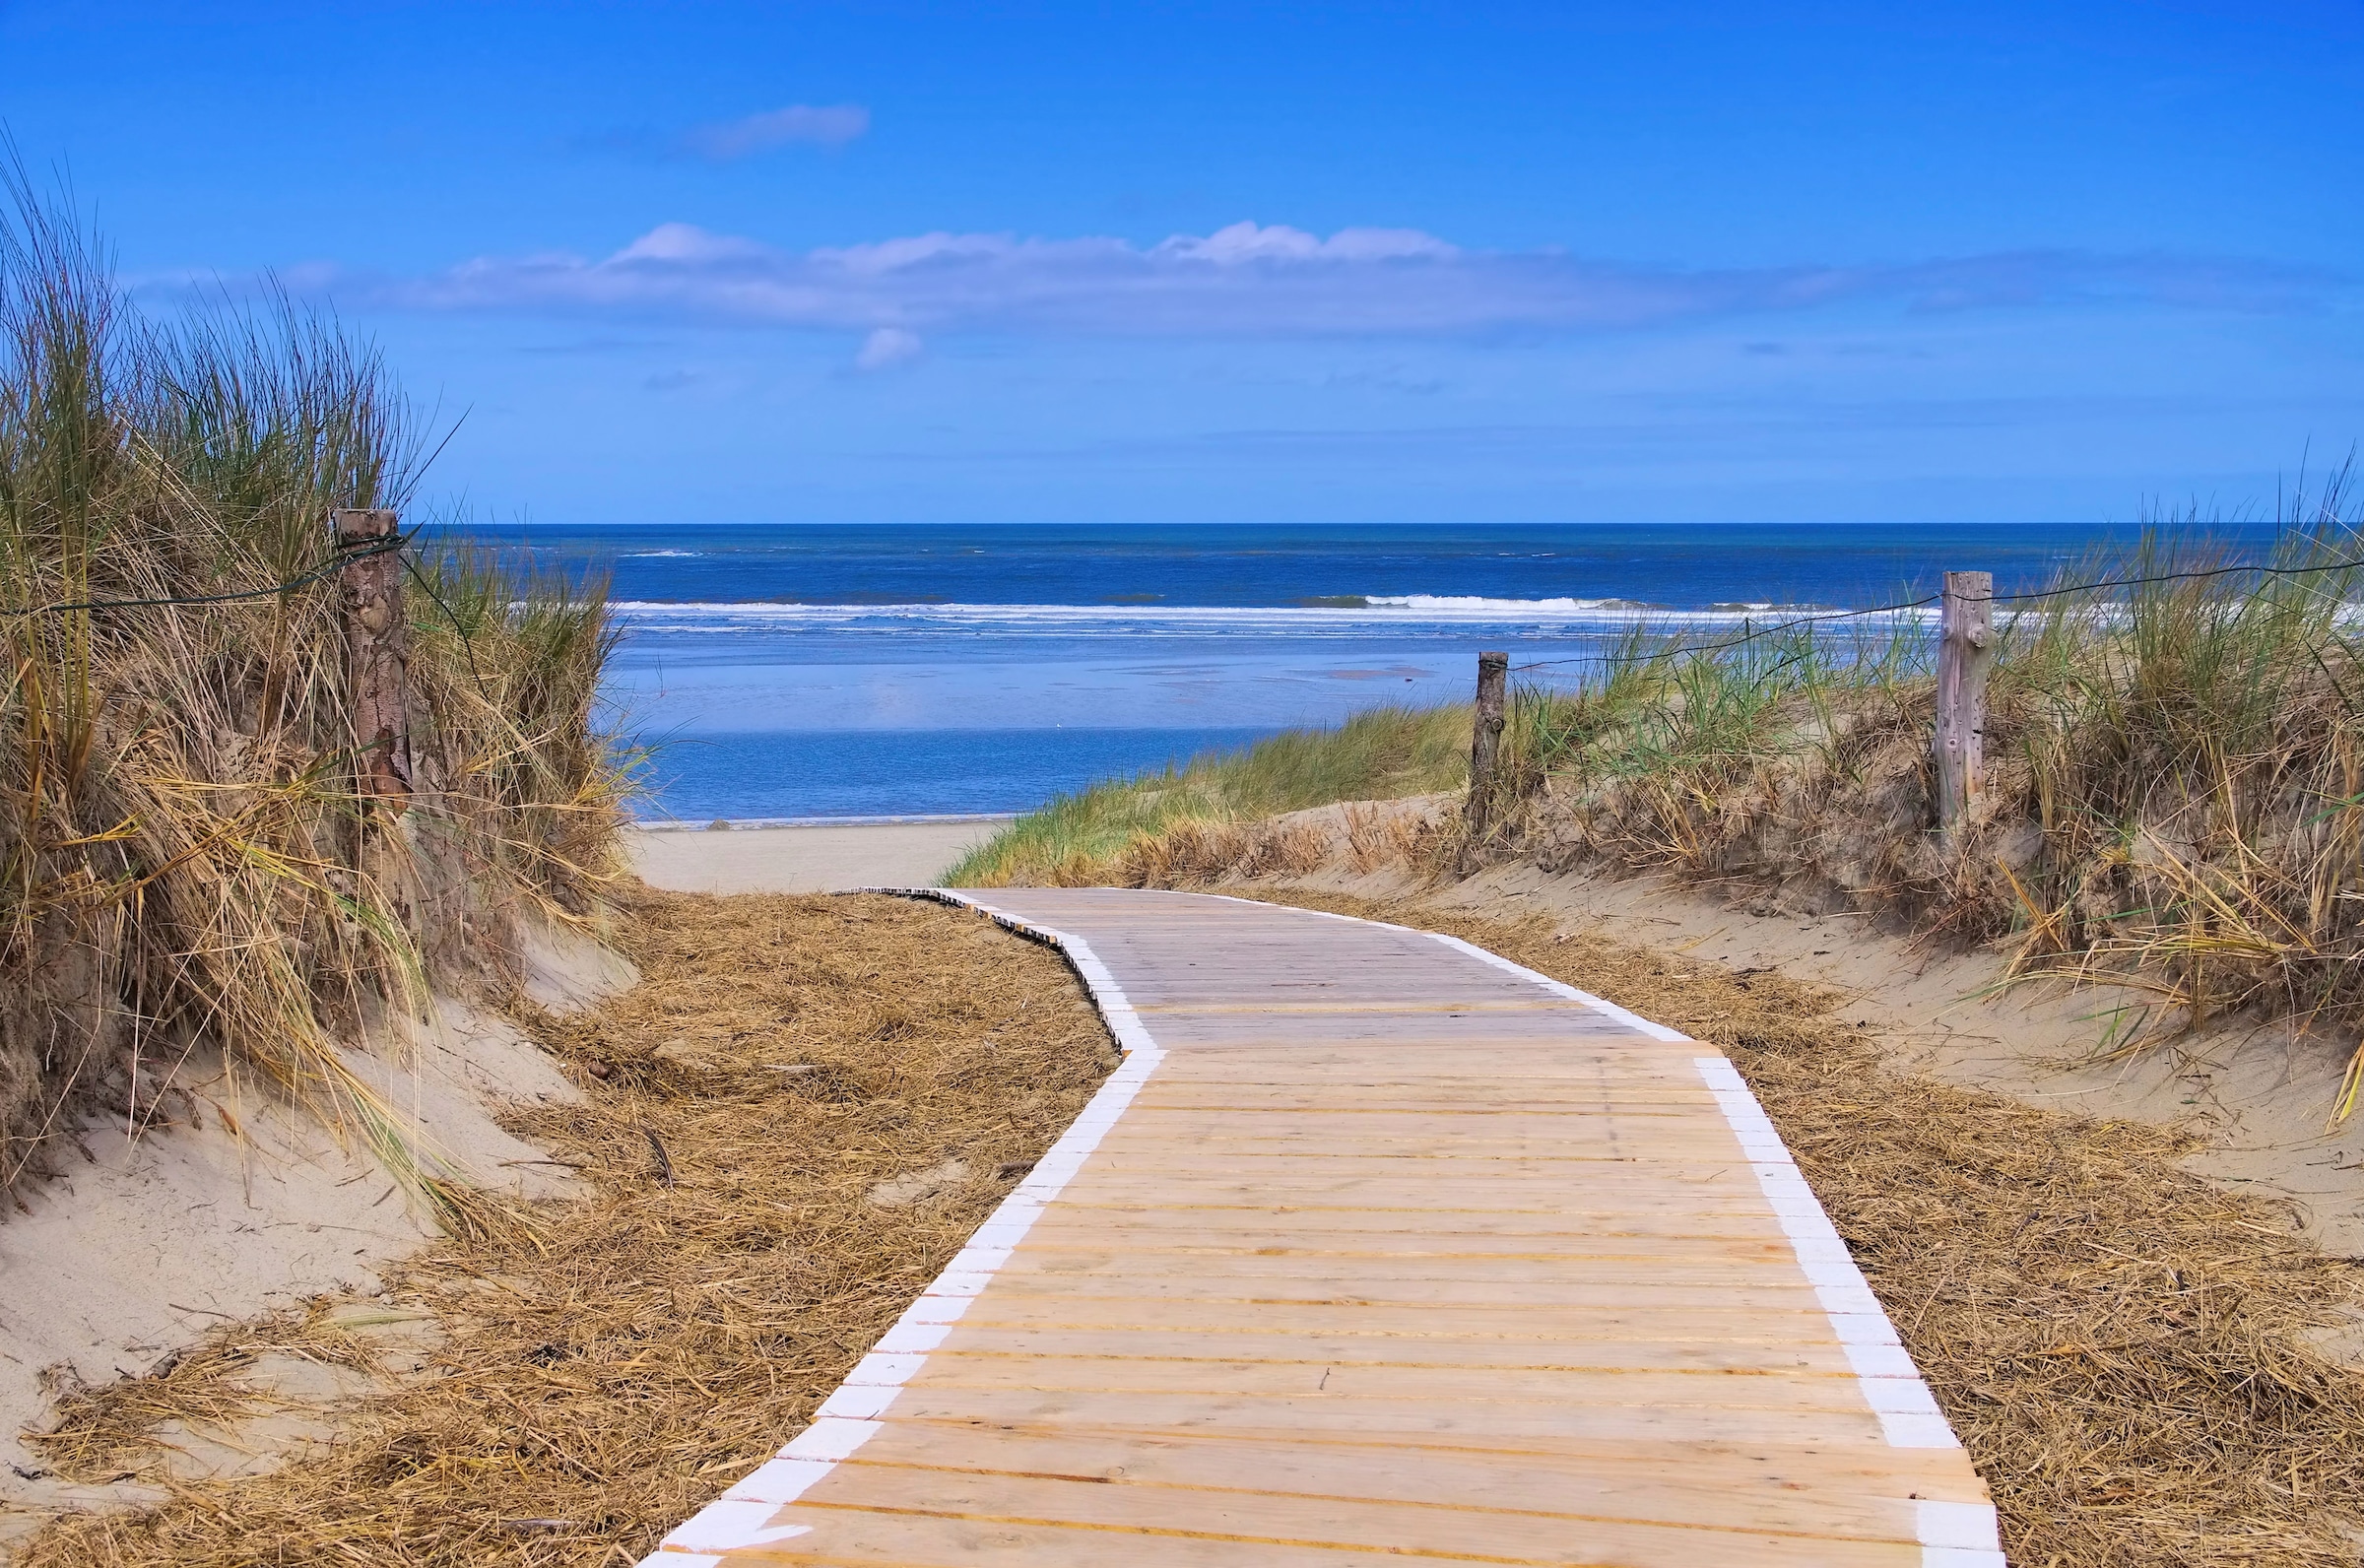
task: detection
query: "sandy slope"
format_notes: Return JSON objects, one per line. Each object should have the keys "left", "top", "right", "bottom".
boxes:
{"left": 0, "top": 921, "right": 635, "bottom": 1535}
{"left": 0, "top": 823, "right": 987, "bottom": 1540}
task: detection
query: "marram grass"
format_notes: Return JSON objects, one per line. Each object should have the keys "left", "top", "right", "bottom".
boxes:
{"left": 0, "top": 168, "right": 628, "bottom": 1209}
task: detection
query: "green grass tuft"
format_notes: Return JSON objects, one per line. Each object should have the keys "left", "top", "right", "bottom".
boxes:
{"left": 946, "top": 703, "right": 1468, "bottom": 885}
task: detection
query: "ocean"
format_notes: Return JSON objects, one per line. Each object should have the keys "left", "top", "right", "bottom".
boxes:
{"left": 456, "top": 522, "right": 2270, "bottom": 822}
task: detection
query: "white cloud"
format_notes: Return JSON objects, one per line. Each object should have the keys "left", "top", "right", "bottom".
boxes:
{"left": 682, "top": 103, "right": 870, "bottom": 160}
{"left": 611, "top": 223, "right": 776, "bottom": 264}
{"left": 853, "top": 326, "right": 923, "bottom": 371}
{"left": 362, "top": 220, "right": 2346, "bottom": 341}
{"left": 1151, "top": 221, "right": 1458, "bottom": 264}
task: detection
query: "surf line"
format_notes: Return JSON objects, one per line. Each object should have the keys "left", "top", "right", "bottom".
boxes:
{"left": 635, "top": 888, "right": 1160, "bottom": 1565}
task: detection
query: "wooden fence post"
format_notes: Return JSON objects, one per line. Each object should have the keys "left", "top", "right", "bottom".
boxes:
{"left": 333, "top": 507, "right": 412, "bottom": 814}
{"left": 1467, "top": 651, "right": 1509, "bottom": 847}
{"left": 1933, "top": 570, "right": 1995, "bottom": 839}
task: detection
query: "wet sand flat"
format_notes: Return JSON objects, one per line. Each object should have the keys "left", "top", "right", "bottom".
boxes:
{"left": 627, "top": 819, "right": 1012, "bottom": 895}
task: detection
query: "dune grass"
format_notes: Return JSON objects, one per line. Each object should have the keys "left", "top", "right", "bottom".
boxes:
{"left": 1488, "top": 500, "right": 2364, "bottom": 1047}
{"left": 0, "top": 167, "right": 627, "bottom": 1206}
{"left": 946, "top": 702, "right": 1468, "bottom": 885}
{"left": 1505, "top": 511, "right": 2360, "bottom": 829}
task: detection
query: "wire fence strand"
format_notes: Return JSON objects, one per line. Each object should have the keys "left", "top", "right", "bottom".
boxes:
{"left": 1512, "top": 594, "right": 1941, "bottom": 673}
{"left": 1511, "top": 547, "right": 2364, "bottom": 676}
{"left": 0, "top": 531, "right": 409, "bottom": 621}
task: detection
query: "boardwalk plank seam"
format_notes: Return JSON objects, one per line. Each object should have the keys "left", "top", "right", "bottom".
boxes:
{"left": 637, "top": 887, "right": 2003, "bottom": 1568}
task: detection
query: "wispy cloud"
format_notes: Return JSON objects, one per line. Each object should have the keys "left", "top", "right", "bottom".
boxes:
{"left": 853, "top": 326, "right": 923, "bottom": 371}
{"left": 355, "top": 220, "right": 2347, "bottom": 340}
{"left": 680, "top": 103, "right": 870, "bottom": 160}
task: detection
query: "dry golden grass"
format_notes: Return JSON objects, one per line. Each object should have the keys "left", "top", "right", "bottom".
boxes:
{"left": 21, "top": 888, "right": 1114, "bottom": 1566}
{"left": 1234, "top": 885, "right": 2364, "bottom": 1568}
{"left": 0, "top": 181, "right": 628, "bottom": 1204}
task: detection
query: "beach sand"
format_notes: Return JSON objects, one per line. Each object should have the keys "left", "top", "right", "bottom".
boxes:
{"left": 626, "top": 818, "right": 1011, "bottom": 895}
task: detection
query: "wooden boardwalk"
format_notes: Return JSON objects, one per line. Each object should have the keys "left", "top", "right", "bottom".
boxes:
{"left": 644, "top": 888, "right": 2001, "bottom": 1567}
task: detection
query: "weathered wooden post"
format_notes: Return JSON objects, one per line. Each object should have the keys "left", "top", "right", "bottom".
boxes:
{"left": 1933, "top": 570, "right": 1994, "bottom": 840}
{"left": 333, "top": 507, "right": 412, "bottom": 814}
{"left": 1467, "top": 651, "right": 1509, "bottom": 847}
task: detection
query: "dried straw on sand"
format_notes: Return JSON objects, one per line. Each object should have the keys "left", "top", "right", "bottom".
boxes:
{"left": 21, "top": 890, "right": 1114, "bottom": 1565}
{"left": 1249, "top": 888, "right": 2364, "bottom": 1568}
{"left": 26, "top": 883, "right": 2364, "bottom": 1565}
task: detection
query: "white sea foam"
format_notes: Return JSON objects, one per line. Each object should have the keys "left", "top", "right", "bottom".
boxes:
{"left": 1364, "top": 593, "right": 1629, "bottom": 612}
{"left": 605, "top": 597, "right": 1925, "bottom": 639}
{"left": 626, "top": 550, "right": 705, "bottom": 558}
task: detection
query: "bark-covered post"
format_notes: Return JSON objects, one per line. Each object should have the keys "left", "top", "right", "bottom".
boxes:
{"left": 333, "top": 507, "right": 412, "bottom": 814}
{"left": 1467, "top": 650, "right": 1509, "bottom": 846}
{"left": 1933, "top": 570, "right": 1995, "bottom": 839}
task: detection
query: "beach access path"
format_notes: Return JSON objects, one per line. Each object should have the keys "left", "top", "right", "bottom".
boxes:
{"left": 643, "top": 887, "right": 2001, "bottom": 1567}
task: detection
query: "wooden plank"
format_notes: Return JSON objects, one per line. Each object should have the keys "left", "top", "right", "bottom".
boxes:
{"left": 1078, "top": 1141, "right": 1768, "bottom": 1165}
{"left": 959, "top": 1283, "right": 1827, "bottom": 1321}
{"left": 831, "top": 1419, "right": 1995, "bottom": 1501}
{"left": 723, "top": 1514, "right": 1924, "bottom": 1568}
{"left": 987, "top": 1255, "right": 1811, "bottom": 1287}
{"left": 948, "top": 1298, "right": 1845, "bottom": 1341}
{"left": 878, "top": 1384, "right": 1897, "bottom": 1446}
{"left": 813, "top": 1420, "right": 1988, "bottom": 1516}
{"left": 923, "top": 1326, "right": 1865, "bottom": 1371}
{"left": 1019, "top": 1218, "right": 1806, "bottom": 1248}
{"left": 746, "top": 1471, "right": 1932, "bottom": 1568}
{"left": 903, "top": 1366, "right": 1888, "bottom": 1420}
{"left": 1040, "top": 1179, "right": 1778, "bottom": 1209}
{"left": 1032, "top": 1196, "right": 1793, "bottom": 1225}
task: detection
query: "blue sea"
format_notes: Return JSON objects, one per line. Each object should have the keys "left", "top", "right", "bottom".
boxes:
{"left": 455, "top": 522, "right": 2274, "bottom": 822}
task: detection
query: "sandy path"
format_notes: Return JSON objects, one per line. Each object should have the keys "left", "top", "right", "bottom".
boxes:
{"left": 626, "top": 819, "right": 1011, "bottom": 895}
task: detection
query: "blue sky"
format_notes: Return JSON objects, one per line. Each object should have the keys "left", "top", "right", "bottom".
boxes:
{"left": 2, "top": 0, "right": 2357, "bottom": 525}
